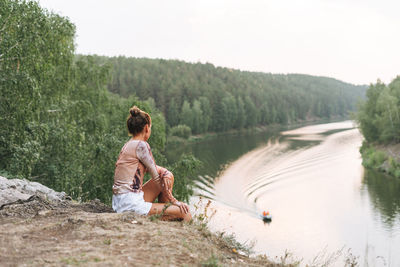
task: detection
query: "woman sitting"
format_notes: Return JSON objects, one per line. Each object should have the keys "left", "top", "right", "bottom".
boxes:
{"left": 112, "top": 106, "right": 192, "bottom": 222}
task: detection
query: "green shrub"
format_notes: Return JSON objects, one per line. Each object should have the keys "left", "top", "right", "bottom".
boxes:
{"left": 170, "top": 125, "right": 192, "bottom": 139}
{"left": 373, "top": 151, "right": 387, "bottom": 168}
{"left": 201, "top": 254, "right": 220, "bottom": 267}
{"left": 170, "top": 154, "right": 202, "bottom": 202}
{"left": 388, "top": 157, "right": 400, "bottom": 178}
{"left": 360, "top": 142, "right": 400, "bottom": 179}
{"left": 360, "top": 143, "right": 387, "bottom": 170}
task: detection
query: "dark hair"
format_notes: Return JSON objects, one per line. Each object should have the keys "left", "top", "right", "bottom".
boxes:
{"left": 127, "top": 106, "right": 151, "bottom": 136}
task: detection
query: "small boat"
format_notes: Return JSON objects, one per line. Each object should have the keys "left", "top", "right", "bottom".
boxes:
{"left": 261, "top": 211, "right": 272, "bottom": 222}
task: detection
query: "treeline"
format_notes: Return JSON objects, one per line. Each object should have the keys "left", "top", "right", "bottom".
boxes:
{"left": 89, "top": 56, "right": 367, "bottom": 135}
{"left": 0, "top": 0, "right": 199, "bottom": 203}
{"left": 356, "top": 77, "right": 400, "bottom": 178}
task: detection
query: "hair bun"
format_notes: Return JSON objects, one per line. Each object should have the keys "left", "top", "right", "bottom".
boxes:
{"left": 127, "top": 105, "right": 151, "bottom": 136}
{"left": 130, "top": 106, "right": 140, "bottom": 117}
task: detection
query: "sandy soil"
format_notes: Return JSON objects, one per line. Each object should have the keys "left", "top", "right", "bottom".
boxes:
{"left": 0, "top": 196, "right": 282, "bottom": 267}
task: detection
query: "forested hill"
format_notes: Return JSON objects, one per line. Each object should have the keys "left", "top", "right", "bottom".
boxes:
{"left": 89, "top": 56, "right": 367, "bottom": 134}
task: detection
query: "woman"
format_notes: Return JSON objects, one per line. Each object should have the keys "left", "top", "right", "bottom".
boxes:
{"left": 112, "top": 106, "right": 192, "bottom": 222}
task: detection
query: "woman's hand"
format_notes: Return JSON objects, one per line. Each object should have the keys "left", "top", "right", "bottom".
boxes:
{"left": 173, "top": 201, "right": 190, "bottom": 214}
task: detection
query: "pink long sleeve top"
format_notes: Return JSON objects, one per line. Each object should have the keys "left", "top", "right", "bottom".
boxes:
{"left": 112, "top": 139, "right": 176, "bottom": 203}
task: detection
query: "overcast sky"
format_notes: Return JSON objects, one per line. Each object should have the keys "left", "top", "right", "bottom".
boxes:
{"left": 37, "top": 0, "right": 400, "bottom": 85}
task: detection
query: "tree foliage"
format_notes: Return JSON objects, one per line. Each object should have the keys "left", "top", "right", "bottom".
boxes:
{"left": 356, "top": 77, "right": 400, "bottom": 144}
{"left": 89, "top": 56, "right": 367, "bottom": 135}
{"left": 170, "top": 125, "right": 192, "bottom": 139}
{"left": 0, "top": 0, "right": 198, "bottom": 203}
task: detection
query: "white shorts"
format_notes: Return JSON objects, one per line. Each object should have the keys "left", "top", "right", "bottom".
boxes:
{"left": 112, "top": 191, "right": 152, "bottom": 215}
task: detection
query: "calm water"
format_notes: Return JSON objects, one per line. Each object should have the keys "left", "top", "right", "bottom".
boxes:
{"left": 168, "top": 121, "right": 400, "bottom": 266}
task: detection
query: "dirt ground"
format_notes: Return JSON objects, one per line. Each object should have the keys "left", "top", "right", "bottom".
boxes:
{"left": 0, "top": 196, "right": 284, "bottom": 267}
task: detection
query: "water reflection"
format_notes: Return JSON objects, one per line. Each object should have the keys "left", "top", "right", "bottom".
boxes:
{"left": 363, "top": 169, "right": 400, "bottom": 229}
{"left": 166, "top": 129, "right": 281, "bottom": 178}
{"left": 174, "top": 121, "right": 400, "bottom": 266}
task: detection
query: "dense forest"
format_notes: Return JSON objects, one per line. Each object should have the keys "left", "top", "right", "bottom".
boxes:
{"left": 89, "top": 56, "right": 367, "bottom": 135}
{"left": 356, "top": 77, "right": 400, "bottom": 177}
{"left": 0, "top": 0, "right": 199, "bottom": 203}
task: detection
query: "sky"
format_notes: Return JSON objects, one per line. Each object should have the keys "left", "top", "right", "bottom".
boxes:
{"left": 37, "top": 0, "right": 400, "bottom": 85}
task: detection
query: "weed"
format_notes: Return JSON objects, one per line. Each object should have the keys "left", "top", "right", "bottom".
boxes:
{"left": 201, "top": 254, "right": 220, "bottom": 267}
{"left": 181, "top": 238, "right": 189, "bottom": 249}
{"left": 193, "top": 198, "right": 216, "bottom": 225}
{"left": 61, "top": 257, "right": 88, "bottom": 265}
{"left": 344, "top": 249, "right": 359, "bottom": 267}
{"left": 217, "top": 232, "right": 255, "bottom": 257}
{"left": 306, "top": 247, "right": 360, "bottom": 267}
{"left": 307, "top": 246, "right": 343, "bottom": 266}
{"left": 149, "top": 203, "right": 171, "bottom": 221}
{"left": 193, "top": 197, "right": 255, "bottom": 257}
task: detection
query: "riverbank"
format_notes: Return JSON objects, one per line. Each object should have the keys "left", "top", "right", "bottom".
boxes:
{"left": 167, "top": 116, "right": 350, "bottom": 146}
{"left": 167, "top": 124, "right": 281, "bottom": 146}
{"left": 360, "top": 142, "right": 400, "bottom": 178}
{"left": 0, "top": 176, "right": 285, "bottom": 266}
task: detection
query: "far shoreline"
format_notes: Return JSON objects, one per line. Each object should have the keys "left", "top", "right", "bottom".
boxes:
{"left": 166, "top": 116, "right": 352, "bottom": 146}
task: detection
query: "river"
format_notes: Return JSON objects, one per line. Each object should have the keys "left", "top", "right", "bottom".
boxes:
{"left": 167, "top": 121, "right": 400, "bottom": 266}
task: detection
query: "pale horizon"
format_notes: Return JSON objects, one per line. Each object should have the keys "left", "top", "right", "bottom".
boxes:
{"left": 38, "top": 0, "right": 400, "bottom": 86}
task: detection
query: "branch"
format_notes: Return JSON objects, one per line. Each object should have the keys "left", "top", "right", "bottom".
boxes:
{"left": 0, "top": 55, "right": 24, "bottom": 63}
{"left": 0, "top": 42, "right": 20, "bottom": 61}
{"left": 0, "top": 13, "right": 12, "bottom": 43}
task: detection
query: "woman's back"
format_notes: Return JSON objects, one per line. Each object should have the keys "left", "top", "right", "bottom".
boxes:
{"left": 113, "top": 139, "right": 145, "bottom": 194}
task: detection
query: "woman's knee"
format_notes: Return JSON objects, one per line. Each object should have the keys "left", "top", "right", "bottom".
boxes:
{"left": 156, "top": 165, "right": 166, "bottom": 174}
{"left": 165, "top": 171, "right": 174, "bottom": 185}
{"left": 182, "top": 210, "right": 192, "bottom": 222}
{"left": 157, "top": 166, "right": 174, "bottom": 185}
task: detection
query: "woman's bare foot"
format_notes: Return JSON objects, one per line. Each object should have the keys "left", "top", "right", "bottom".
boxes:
{"left": 149, "top": 203, "right": 192, "bottom": 222}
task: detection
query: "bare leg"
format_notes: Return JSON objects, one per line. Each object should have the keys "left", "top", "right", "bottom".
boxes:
{"left": 142, "top": 166, "right": 173, "bottom": 203}
{"left": 148, "top": 203, "right": 192, "bottom": 222}
{"left": 157, "top": 169, "right": 174, "bottom": 203}
{"left": 142, "top": 178, "right": 161, "bottom": 203}
{"left": 143, "top": 167, "right": 192, "bottom": 221}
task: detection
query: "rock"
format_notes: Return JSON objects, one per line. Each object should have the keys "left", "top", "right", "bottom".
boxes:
{"left": 380, "top": 160, "right": 391, "bottom": 173}
{"left": 0, "top": 176, "right": 113, "bottom": 218}
{"left": 38, "top": 210, "right": 51, "bottom": 216}
{"left": 0, "top": 176, "right": 67, "bottom": 207}
{"left": 0, "top": 188, "right": 32, "bottom": 206}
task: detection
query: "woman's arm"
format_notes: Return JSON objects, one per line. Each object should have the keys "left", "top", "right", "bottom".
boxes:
{"left": 155, "top": 166, "right": 177, "bottom": 203}
{"left": 136, "top": 141, "right": 178, "bottom": 204}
